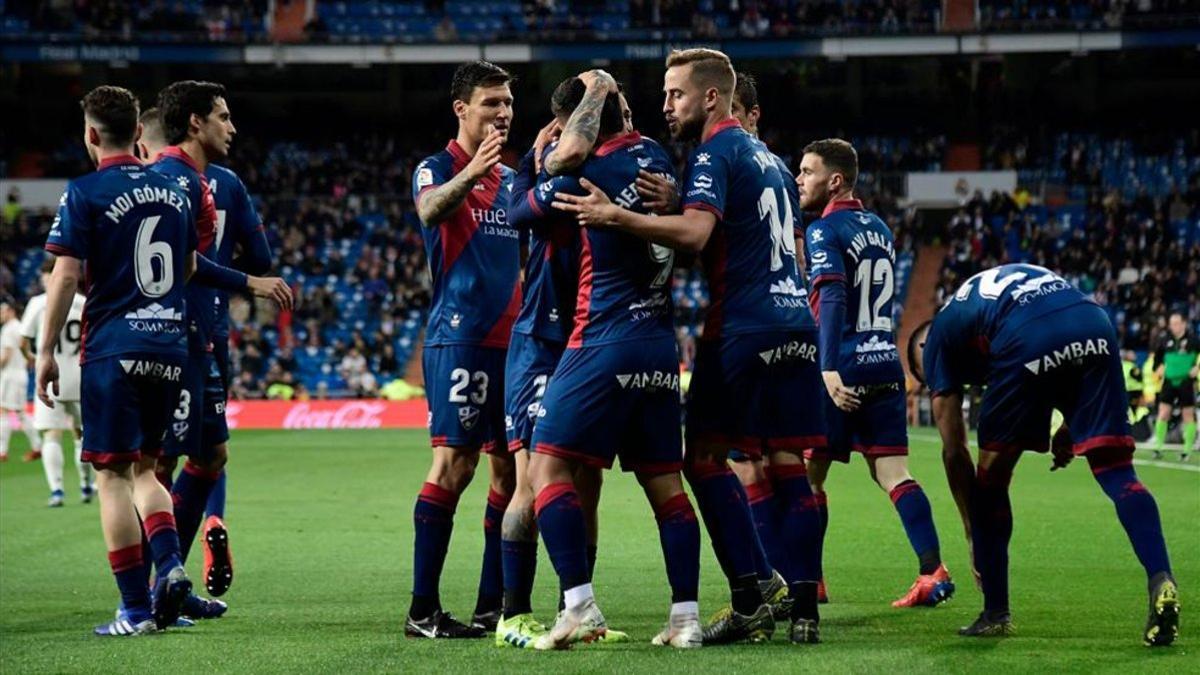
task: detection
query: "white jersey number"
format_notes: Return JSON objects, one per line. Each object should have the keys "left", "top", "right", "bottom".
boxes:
{"left": 134, "top": 216, "right": 175, "bottom": 298}
{"left": 758, "top": 187, "right": 797, "bottom": 272}
{"left": 854, "top": 258, "right": 894, "bottom": 332}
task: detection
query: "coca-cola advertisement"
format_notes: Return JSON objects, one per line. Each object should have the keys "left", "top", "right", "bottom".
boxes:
{"left": 224, "top": 400, "right": 428, "bottom": 430}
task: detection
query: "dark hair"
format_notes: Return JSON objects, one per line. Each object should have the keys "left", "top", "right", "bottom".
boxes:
{"left": 907, "top": 319, "right": 933, "bottom": 384}
{"left": 802, "top": 138, "right": 859, "bottom": 189}
{"left": 734, "top": 71, "right": 758, "bottom": 111}
{"left": 80, "top": 85, "right": 140, "bottom": 148}
{"left": 450, "top": 61, "right": 513, "bottom": 103}
{"left": 549, "top": 77, "right": 624, "bottom": 137}
{"left": 156, "top": 80, "right": 226, "bottom": 146}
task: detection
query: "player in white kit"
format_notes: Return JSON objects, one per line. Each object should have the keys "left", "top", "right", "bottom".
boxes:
{"left": 20, "top": 260, "right": 93, "bottom": 506}
{"left": 1, "top": 297, "right": 42, "bottom": 463}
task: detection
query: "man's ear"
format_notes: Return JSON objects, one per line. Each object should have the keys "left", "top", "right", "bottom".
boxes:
{"left": 86, "top": 126, "right": 101, "bottom": 148}
{"left": 453, "top": 99, "right": 468, "bottom": 121}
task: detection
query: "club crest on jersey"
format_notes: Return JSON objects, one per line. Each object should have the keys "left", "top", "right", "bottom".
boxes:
{"left": 416, "top": 164, "right": 434, "bottom": 189}
{"left": 172, "top": 420, "right": 189, "bottom": 441}
{"left": 458, "top": 405, "right": 480, "bottom": 430}
{"left": 1024, "top": 338, "right": 1111, "bottom": 374}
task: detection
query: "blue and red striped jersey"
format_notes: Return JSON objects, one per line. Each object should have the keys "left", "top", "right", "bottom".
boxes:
{"left": 520, "top": 132, "right": 677, "bottom": 347}
{"left": 149, "top": 146, "right": 220, "bottom": 352}
{"left": 44, "top": 155, "right": 195, "bottom": 363}
{"left": 414, "top": 140, "right": 521, "bottom": 348}
{"left": 507, "top": 145, "right": 580, "bottom": 344}
{"left": 805, "top": 200, "right": 904, "bottom": 385}
{"left": 206, "top": 162, "right": 271, "bottom": 341}
{"left": 681, "top": 119, "right": 814, "bottom": 341}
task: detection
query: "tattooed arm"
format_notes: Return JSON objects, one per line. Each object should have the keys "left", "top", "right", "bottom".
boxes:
{"left": 543, "top": 70, "right": 617, "bottom": 176}
{"left": 417, "top": 128, "right": 503, "bottom": 226}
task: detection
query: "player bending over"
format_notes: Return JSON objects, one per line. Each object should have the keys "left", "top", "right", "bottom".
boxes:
{"left": 19, "top": 258, "right": 91, "bottom": 506}
{"left": 407, "top": 61, "right": 521, "bottom": 639}
{"left": 554, "top": 48, "right": 826, "bottom": 646}
{"left": 911, "top": 263, "right": 1178, "bottom": 645}
{"left": 798, "top": 139, "right": 954, "bottom": 609}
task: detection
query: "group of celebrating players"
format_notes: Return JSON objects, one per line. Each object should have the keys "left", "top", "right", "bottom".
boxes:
{"left": 404, "top": 49, "right": 1180, "bottom": 650}
{"left": 24, "top": 46, "right": 1178, "bottom": 649}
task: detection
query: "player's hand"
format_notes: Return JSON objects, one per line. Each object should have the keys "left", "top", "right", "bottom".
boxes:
{"left": 822, "top": 370, "right": 861, "bottom": 411}
{"left": 532, "top": 119, "right": 562, "bottom": 174}
{"left": 636, "top": 170, "right": 679, "bottom": 215}
{"left": 36, "top": 353, "right": 59, "bottom": 408}
{"left": 248, "top": 276, "right": 294, "bottom": 311}
{"left": 552, "top": 178, "right": 621, "bottom": 227}
{"left": 578, "top": 69, "right": 618, "bottom": 93}
{"left": 465, "top": 127, "right": 504, "bottom": 181}
{"left": 1050, "top": 425, "right": 1073, "bottom": 471}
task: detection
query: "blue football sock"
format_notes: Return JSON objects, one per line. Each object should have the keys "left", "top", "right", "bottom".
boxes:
{"left": 654, "top": 493, "right": 700, "bottom": 603}
{"left": 890, "top": 480, "right": 942, "bottom": 575}
{"left": 814, "top": 491, "right": 828, "bottom": 579}
{"left": 170, "top": 462, "right": 220, "bottom": 562}
{"left": 109, "top": 544, "right": 151, "bottom": 619}
{"left": 685, "top": 461, "right": 760, "bottom": 590}
{"left": 205, "top": 471, "right": 227, "bottom": 520}
{"left": 475, "top": 489, "right": 509, "bottom": 615}
{"left": 737, "top": 478, "right": 777, "bottom": 581}
{"left": 501, "top": 537, "right": 538, "bottom": 618}
{"left": 534, "top": 482, "right": 591, "bottom": 593}
{"left": 142, "top": 510, "right": 182, "bottom": 573}
{"left": 1090, "top": 458, "right": 1172, "bottom": 580}
{"left": 971, "top": 466, "right": 1012, "bottom": 614}
{"left": 411, "top": 482, "right": 458, "bottom": 618}
{"left": 769, "top": 463, "right": 820, "bottom": 584}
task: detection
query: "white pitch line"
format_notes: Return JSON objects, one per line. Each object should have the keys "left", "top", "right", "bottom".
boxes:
{"left": 906, "top": 429, "right": 1200, "bottom": 473}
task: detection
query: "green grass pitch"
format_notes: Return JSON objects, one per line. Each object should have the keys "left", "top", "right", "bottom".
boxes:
{"left": 1, "top": 429, "right": 1196, "bottom": 673}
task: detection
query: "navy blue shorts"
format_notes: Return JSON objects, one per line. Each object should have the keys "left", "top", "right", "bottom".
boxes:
{"left": 978, "top": 302, "right": 1132, "bottom": 455}
{"left": 687, "top": 330, "right": 827, "bottom": 460}
{"left": 807, "top": 383, "right": 908, "bottom": 463}
{"left": 504, "top": 332, "right": 565, "bottom": 453}
{"left": 212, "top": 335, "right": 231, "bottom": 386}
{"left": 163, "top": 350, "right": 230, "bottom": 460}
{"left": 532, "top": 337, "right": 683, "bottom": 474}
{"left": 424, "top": 344, "right": 508, "bottom": 454}
{"left": 80, "top": 354, "right": 185, "bottom": 466}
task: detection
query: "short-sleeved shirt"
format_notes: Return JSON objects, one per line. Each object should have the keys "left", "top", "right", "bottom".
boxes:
{"left": 681, "top": 118, "right": 814, "bottom": 340}
{"left": 414, "top": 140, "right": 521, "bottom": 348}
{"left": 19, "top": 292, "right": 86, "bottom": 400}
{"left": 805, "top": 200, "right": 904, "bottom": 386}
{"left": 206, "top": 163, "right": 270, "bottom": 341}
{"left": 1154, "top": 330, "right": 1198, "bottom": 385}
{"left": 44, "top": 154, "right": 195, "bottom": 363}
{"left": 149, "top": 146, "right": 219, "bottom": 352}
{"left": 521, "top": 132, "right": 678, "bottom": 347}
{"left": 923, "top": 263, "right": 1094, "bottom": 395}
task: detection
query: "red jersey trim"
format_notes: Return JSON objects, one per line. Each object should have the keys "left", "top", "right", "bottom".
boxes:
{"left": 821, "top": 199, "right": 865, "bottom": 218}
{"left": 702, "top": 117, "right": 742, "bottom": 144}
{"left": 159, "top": 146, "right": 202, "bottom": 172}
{"left": 683, "top": 201, "right": 723, "bottom": 220}
{"left": 595, "top": 131, "right": 643, "bottom": 157}
{"left": 97, "top": 154, "right": 142, "bottom": 170}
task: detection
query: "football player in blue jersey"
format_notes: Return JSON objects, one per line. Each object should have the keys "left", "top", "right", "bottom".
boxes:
{"left": 407, "top": 61, "right": 521, "bottom": 639}
{"left": 910, "top": 264, "right": 1178, "bottom": 645}
{"left": 139, "top": 105, "right": 274, "bottom": 603}
{"left": 554, "top": 48, "right": 826, "bottom": 645}
{"left": 798, "top": 139, "right": 954, "bottom": 609}
{"left": 148, "top": 82, "right": 291, "bottom": 623}
{"left": 37, "top": 86, "right": 195, "bottom": 636}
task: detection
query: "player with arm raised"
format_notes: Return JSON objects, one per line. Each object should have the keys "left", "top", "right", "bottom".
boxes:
{"left": 139, "top": 105, "right": 273, "bottom": 599}
{"left": 1151, "top": 313, "right": 1197, "bottom": 460}
{"left": 406, "top": 61, "right": 521, "bottom": 639}
{"left": 798, "top": 139, "right": 953, "bottom": 609}
{"left": 910, "top": 263, "right": 1178, "bottom": 644}
{"left": 553, "top": 48, "right": 826, "bottom": 646}
{"left": 519, "top": 83, "right": 701, "bottom": 651}
{"left": 148, "top": 82, "right": 292, "bottom": 621}
{"left": 38, "top": 86, "right": 195, "bottom": 635}
{"left": 19, "top": 258, "right": 90, "bottom": 506}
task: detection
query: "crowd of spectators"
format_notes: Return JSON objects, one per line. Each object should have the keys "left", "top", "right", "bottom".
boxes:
{"left": 4, "top": 0, "right": 1197, "bottom": 43}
